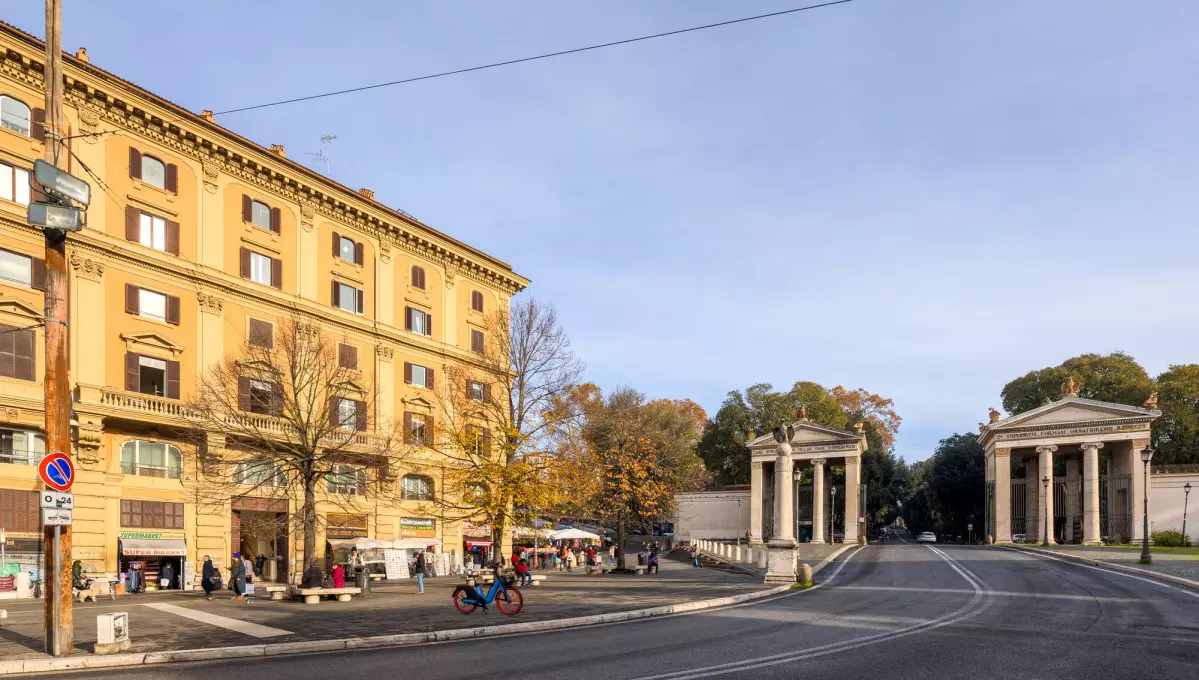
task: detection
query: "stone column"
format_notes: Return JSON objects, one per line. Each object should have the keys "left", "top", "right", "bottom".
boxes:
{"left": 764, "top": 439, "right": 798, "bottom": 583}
{"left": 1025, "top": 457, "right": 1040, "bottom": 541}
{"left": 1064, "top": 457, "right": 1080, "bottom": 543}
{"left": 1081, "top": 442, "right": 1103, "bottom": 545}
{"left": 1127, "top": 439, "right": 1150, "bottom": 543}
{"left": 811, "top": 459, "right": 827, "bottom": 544}
{"left": 749, "top": 461, "right": 764, "bottom": 544}
{"left": 843, "top": 456, "right": 861, "bottom": 543}
{"left": 1037, "top": 445, "right": 1057, "bottom": 543}
{"left": 993, "top": 448, "right": 1012, "bottom": 543}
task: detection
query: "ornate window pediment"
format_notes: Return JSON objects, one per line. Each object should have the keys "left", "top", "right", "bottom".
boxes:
{"left": 119, "top": 330, "right": 184, "bottom": 357}
{"left": 401, "top": 395, "right": 433, "bottom": 413}
{"left": 0, "top": 296, "right": 41, "bottom": 322}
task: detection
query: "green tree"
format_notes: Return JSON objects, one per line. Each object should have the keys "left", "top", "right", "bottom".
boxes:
{"left": 1000, "top": 352, "right": 1155, "bottom": 416}
{"left": 1153, "top": 364, "right": 1199, "bottom": 465}
{"left": 902, "top": 434, "right": 984, "bottom": 540}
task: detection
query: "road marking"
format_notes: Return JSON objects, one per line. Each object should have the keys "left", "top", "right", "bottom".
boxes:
{"left": 834, "top": 585, "right": 1141, "bottom": 603}
{"left": 1010, "top": 548, "right": 1199, "bottom": 599}
{"left": 629, "top": 546, "right": 989, "bottom": 680}
{"left": 141, "top": 602, "right": 293, "bottom": 638}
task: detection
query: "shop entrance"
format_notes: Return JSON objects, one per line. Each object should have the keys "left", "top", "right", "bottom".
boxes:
{"left": 231, "top": 498, "right": 289, "bottom": 582}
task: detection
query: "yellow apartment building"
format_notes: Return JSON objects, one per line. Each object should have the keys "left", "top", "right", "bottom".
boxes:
{"left": 0, "top": 22, "right": 527, "bottom": 587}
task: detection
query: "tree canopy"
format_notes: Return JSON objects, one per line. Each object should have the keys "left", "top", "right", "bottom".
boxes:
{"left": 1000, "top": 351, "right": 1154, "bottom": 415}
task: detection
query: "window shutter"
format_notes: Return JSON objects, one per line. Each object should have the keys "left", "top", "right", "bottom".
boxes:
{"left": 483, "top": 383, "right": 492, "bottom": 403}
{"left": 482, "top": 427, "right": 492, "bottom": 453}
{"left": 31, "top": 258, "right": 45, "bottom": 291}
{"left": 237, "top": 376, "right": 250, "bottom": 411}
{"left": 240, "top": 247, "right": 251, "bottom": 279}
{"left": 125, "top": 352, "right": 140, "bottom": 392}
{"left": 13, "top": 328, "right": 33, "bottom": 381}
{"left": 166, "top": 295, "right": 181, "bottom": 325}
{"left": 270, "top": 207, "right": 281, "bottom": 234}
{"left": 332, "top": 232, "right": 340, "bottom": 257}
{"left": 355, "top": 241, "right": 364, "bottom": 266}
{"left": 404, "top": 307, "right": 412, "bottom": 332}
{"left": 125, "top": 206, "right": 140, "bottom": 242}
{"left": 241, "top": 194, "right": 252, "bottom": 222}
{"left": 165, "top": 163, "right": 178, "bottom": 193}
{"left": 128, "top": 147, "right": 142, "bottom": 179}
{"left": 403, "top": 412, "right": 412, "bottom": 444}
{"left": 425, "top": 415, "right": 434, "bottom": 446}
{"left": 166, "top": 360, "right": 180, "bottom": 399}
{"left": 427, "top": 314, "right": 433, "bottom": 337}
{"left": 356, "top": 288, "right": 364, "bottom": 314}
{"left": 404, "top": 362, "right": 412, "bottom": 384}
{"left": 271, "top": 382, "right": 284, "bottom": 415}
{"left": 426, "top": 367, "right": 435, "bottom": 390}
{"left": 355, "top": 400, "right": 367, "bottom": 432}
{"left": 331, "top": 281, "right": 338, "bottom": 307}
{"left": 339, "top": 344, "right": 357, "bottom": 370}
{"left": 165, "top": 220, "right": 180, "bottom": 255}
{"left": 31, "top": 108, "right": 46, "bottom": 142}
{"left": 125, "top": 283, "right": 139, "bottom": 315}
{"left": 465, "top": 378, "right": 473, "bottom": 399}
{"left": 270, "top": 257, "right": 282, "bottom": 289}
{"left": 329, "top": 396, "right": 340, "bottom": 427}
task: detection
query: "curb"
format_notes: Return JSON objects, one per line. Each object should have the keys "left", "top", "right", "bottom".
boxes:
{"left": 811, "top": 544, "right": 855, "bottom": 576}
{"left": 1006, "top": 546, "right": 1199, "bottom": 592}
{"left": 0, "top": 562, "right": 856, "bottom": 676}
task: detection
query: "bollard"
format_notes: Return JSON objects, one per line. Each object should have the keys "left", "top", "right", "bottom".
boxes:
{"left": 798, "top": 563, "right": 813, "bottom": 585}
{"left": 746, "top": 547, "right": 756, "bottom": 564}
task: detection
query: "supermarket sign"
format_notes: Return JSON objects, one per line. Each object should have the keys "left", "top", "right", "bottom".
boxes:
{"left": 118, "top": 531, "right": 184, "bottom": 540}
{"left": 400, "top": 517, "right": 436, "bottom": 538}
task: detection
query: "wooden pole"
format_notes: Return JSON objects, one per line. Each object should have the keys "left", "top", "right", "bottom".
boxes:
{"left": 41, "top": 0, "right": 73, "bottom": 656}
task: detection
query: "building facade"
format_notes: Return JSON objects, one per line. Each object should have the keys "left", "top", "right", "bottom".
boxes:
{"left": 0, "top": 23, "right": 526, "bottom": 585}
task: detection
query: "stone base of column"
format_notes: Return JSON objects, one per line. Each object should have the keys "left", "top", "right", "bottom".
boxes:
{"left": 763, "top": 539, "right": 798, "bottom": 583}
{"left": 1081, "top": 540, "right": 1102, "bottom": 546}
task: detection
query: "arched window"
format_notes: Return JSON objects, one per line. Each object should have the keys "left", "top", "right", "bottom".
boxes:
{"left": 141, "top": 155, "right": 166, "bottom": 189}
{"left": 120, "top": 439, "right": 182, "bottom": 479}
{"left": 465, "top": 482, "right": 490, "bottom": 506}
{"left": 0, "top": 96, "right": 31, "bottom": 136}
{"left": 250, "top": 200, "right": 271, "bottom": 230}
{"left": 401, "top": 474, "right": 434, "bottom": 500}
{"left": 410, "top": 265, "right": 426, "bottom": 290}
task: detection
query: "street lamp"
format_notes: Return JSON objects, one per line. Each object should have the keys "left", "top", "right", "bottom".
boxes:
{"left": 1042, "top": 476, "right": 1051, "bottom": 546}
{"left": 1139, "top": 446, "right": 1154, "bottom": 565}
{"left": 1182, "top": 482, "right": 1192, "bottom": 548}
{"left": 830, "top": 486, "right": 838, "bottom": 544}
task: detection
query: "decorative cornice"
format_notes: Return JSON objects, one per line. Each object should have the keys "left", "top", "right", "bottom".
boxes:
{"left": 69, "top": 251, "right": 104, "bottom": 281}
{"left": 196, "top": 291, "right": 223, "bottom": 315}
{"left": 376, "top": 345, "right": 395, "bottom": 362}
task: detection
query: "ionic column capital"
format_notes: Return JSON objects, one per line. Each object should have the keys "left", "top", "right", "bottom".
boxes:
{"left": 1080, "top": 442, "right": 1105, "bottom": 452}
{"left": 1036, "top": 445, "right": 1058, "bottom": 454}
{"left": 810, "top": 458, "right": 827, "bottom": 467}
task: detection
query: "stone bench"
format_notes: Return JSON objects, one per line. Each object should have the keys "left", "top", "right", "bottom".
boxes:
{"left": 587, "top": 565, "right": 615, "bottom": 575}
{"left": 263, "top": 585, "right": 289, "bottom": 601}
{"left": 369, "top": 574, "right": 385, "bottom": 581}
{"left": 632, "top": 566, "right": 647, "bottom": 575}
{"left": 296, "top": 587, "right": 361, "bottom": 604}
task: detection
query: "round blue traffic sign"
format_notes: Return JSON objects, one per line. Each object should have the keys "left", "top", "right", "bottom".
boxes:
{"left": 39, "top": 452, "right": 74, "bottom": 491}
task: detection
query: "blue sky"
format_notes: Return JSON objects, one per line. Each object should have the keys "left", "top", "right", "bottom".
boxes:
{"left": 9, "top": 1, "right": 1198, "bottom": 461}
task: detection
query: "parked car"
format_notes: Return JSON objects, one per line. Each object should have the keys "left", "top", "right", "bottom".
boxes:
{"left": 1011, "top": 533, "right": 1027, "bottom": 544}
{"left": 916, "top": 532, "right": 937, "bottom": 543}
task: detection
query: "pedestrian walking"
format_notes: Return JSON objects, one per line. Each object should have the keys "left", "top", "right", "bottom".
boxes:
{"left": 231, "top": 553, "right": 247, "bottom": 600}
{"left": 201, "top": 555, "right": 217, "bottom": 600}
{"left": 565, "top": 549, "right": 576, "bottom": 572}
{"left": 691, "top": 546, "right": 700, "bottom": 568}
{"left": 414, "top": 550, "right": 426, "bottom": 594}
{"left": 609, "top": 545, "right": 616, "bottom": 566}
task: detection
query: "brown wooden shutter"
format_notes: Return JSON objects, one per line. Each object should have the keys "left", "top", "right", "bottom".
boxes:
{"left": 125, "top": 352, "right": 140, "bottom": 392}
{"left": 355, "top": 400, "right": 367, "bottom": 432}
{"left": 31, "top": 108, "right": 46, "bottom": 142}
{"left": 354, "top": 241, "right": 364, "bottom": 266}
{"left": 403, "top": 412, "right": 412, "bottom": 444}
{"left": 331, "top": 280, "right": 338, "bottom": 307}
{"left": 356, "top": 288, "right": 364, "bottom": 314}
{"left": 166, "top": 295, "right": 181, "bottom": 325}
{"left": 239, "top": 247, "right": 251, "bottom": 279}
{"left": 166, "top": 360, "right": 180, "bottom": 399}
{"left": 128, "top": 146, "right": 142, "bottom": 179}
{"left": 249, "top": 319, "right": 273, "bottom": 348}
{"left": 237, "top": 376, "right": 250, "bottom": 411}
{"left": 482, "top": 427, "right": 492, "bottom": 453}
{"left": 426, "top": 367, "right": 435, "bottom": 389}
{"left": 31, "top": 258, "right": 45, "bottom": 291}
{"left": 125, "top": 206, "right": 140, "bottom": 242}
{"left": 465, "top": 378, "right": 473, "bottom": 399}
{"left": 270, "top": 257, "right": 282, "bottom": 289}
{"left": 12, "top": 328, "right": 33, "bottom": 381}
{"left": 483, "top": 383, "right": 492, "bottom": 403}
{"left": 242, "top": 194, "right": 252, "bottom": 222}
{"left": 125, "top": 283, "right": 139, "bottom": 315}
{"left": 329, "top": 396, "right": 340, "bottom": 427}
{"left": 427, "top": 313, "right": 433, "bottom": 337}
{"left": 271, "top": 381, "right": 283, "bottom": 415}
{"left": 269, "top": 207, "right": 281, "bottom": 234}
{"left": 164, "top": 220, "right": 180, "bottom": 255}
{"left": 404, "top": 362, "right": 412, "bottom": 384}
{"left": 404, "top": 307, "right": 412, "bottom": 331}
{"left": 165, "top": 163, "right": 178, "bottom": 193}
{"left": 332, "top": 232, "right": 340, "bottom": 257}
{"left": 425, "top": 415, "right": 434, "bottom": 445}
{"left": 339, "top": 344, "right": 357, "bottom": 370}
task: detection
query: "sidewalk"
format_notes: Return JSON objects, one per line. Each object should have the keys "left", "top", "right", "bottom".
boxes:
{"left": 1036, "top": 545, "right": 1199, "bottom": 584}
{"left": 0, "top": 559, "right": 765, "bottom": 662}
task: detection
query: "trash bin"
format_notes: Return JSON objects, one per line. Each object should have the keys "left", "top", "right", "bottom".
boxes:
{"left": 355, "top": 569, "right": 371, "bottom": 597}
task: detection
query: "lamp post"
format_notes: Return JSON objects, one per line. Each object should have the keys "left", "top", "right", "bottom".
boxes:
{"left": 1182, "top": 482, "right": 1191, "bottom": 548}
{"left": 1042, "top": 476, "right": 1051, "bottom": 546}
{"left": 1138, "top": 446, "right": 1154, "bottom": 565}
{"left": 830, "top": 486, "right": 837, "bottom": 544}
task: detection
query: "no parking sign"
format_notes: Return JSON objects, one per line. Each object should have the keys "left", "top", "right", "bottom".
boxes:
{"left": 38, "top": 452, "right": 74, "bottom": 492}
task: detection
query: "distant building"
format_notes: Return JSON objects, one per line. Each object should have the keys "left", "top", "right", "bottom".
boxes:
{"left": 674, "top": 487, "right": 750, "bottom": 542}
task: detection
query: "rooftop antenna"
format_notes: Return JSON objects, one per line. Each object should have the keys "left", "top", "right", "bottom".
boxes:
{"left": 305, "top": 134, "right": 337, "bottom": 175}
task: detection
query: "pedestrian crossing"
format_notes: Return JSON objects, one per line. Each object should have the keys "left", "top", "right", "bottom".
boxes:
{"left": 141, "top": 602, "right": 293, "bottom": 638}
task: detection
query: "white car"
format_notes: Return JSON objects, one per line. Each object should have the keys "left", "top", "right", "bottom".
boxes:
{"left": 916, "top": 532, "right": 937, "bottom": 543}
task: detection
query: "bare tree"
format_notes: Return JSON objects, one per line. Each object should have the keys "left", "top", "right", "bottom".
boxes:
{"left": 186, "top": 314, "right": 409, "bottom": 572}
{"left": 433, "top": 298, "right": 584, "bottom": 558}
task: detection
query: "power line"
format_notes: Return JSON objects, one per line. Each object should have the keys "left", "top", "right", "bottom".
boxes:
{"left": 64, "top": 0, "right": 853, "bottom": 140}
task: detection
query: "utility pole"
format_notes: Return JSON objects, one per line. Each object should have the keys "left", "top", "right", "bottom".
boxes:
{"left": 42, "top": 0, "right": 73, "bottom": 656}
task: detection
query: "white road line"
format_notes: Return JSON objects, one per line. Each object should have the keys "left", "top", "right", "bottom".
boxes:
{"left": 1010, "top": 548, "right": 1199, "bottom": 599}
{"left": 141, "top": 602, "right": 293, "bottom": 638}
{"left": 629, "top": 547, "right": 989, "bottom": 680}
{"left": 834, "top": 585, "right": 1140, "bottom": 602}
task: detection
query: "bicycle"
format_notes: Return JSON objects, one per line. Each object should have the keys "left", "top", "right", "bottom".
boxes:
{"left": 452, "top": 564, "right": 523, "bottom": 615}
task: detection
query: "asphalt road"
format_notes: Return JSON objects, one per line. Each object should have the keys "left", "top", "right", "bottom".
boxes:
{"left": 45, "top": 541, "right": 1199, "bottom": 679}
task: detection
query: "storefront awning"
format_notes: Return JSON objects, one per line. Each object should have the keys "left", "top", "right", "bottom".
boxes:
{"left": 465, "top": 539, "right": 493, "bottom": 548}
{"left": 119, "top": 539, "right": 187, "bottom": 557}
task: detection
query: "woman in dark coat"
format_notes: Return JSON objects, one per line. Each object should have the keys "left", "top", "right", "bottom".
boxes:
{"left": 201, "top": 555, "right": 217, "bottom": 600}
{"left": 231, "top": 553, "right": 247, "bottom": 600}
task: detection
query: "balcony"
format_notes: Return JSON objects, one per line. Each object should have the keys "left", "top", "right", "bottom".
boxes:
{"left": 0, "top": 449, "right": 43, "bottom": 466}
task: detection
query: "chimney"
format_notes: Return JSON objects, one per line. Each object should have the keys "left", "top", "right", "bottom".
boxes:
{"left": 358, "top": 188, "right": 375, "bottom": 201}
{"left": 75, "top": 47, "right": 89, "bottom": 63}
{"left": 269, "top": 144, "right": 287, "bottom": 159}
{"left": 200, "top": 110, "right": 215, "bottom": 123}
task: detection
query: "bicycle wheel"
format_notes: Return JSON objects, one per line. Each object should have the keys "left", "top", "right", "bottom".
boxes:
{"left": 453, "top": 589, "right": 478, "bottom": 614}
{"left": 496, "top": 586, "right": 523, "bottom": 615}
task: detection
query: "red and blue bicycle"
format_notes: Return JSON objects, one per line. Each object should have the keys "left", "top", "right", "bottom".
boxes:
{"left": 453, "top": 564, "right": 523, "bottom": 615}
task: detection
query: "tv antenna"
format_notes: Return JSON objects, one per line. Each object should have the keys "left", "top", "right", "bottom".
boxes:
{"left": 306, "top": 134, "right": 337, "bottom": 175}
